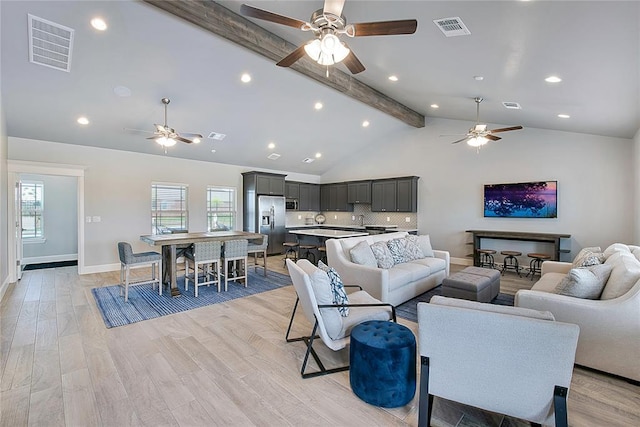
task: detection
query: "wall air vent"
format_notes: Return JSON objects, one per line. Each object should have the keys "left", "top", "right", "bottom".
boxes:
{"left": 433, "top": 17, "right": 471, "bottom": 37}
{"left": 502, "top": 102, "right": 522, "bottom": 110}
{"left": 28, "top": 14, "right": 74, "bottom": 72}
{"left": 302, "top": 158, "right": 314, "bottom": 163}
{"left": 267, "top": 153, "right": 281, "bottom": 160}
{"left": 208, "top": 132, "right": 226, "bottom": 140}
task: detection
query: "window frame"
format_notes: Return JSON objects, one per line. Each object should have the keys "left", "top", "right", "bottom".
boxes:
{"left": 151, "top": 182, "right": 189, "bottom": 234}
{"left": 206, "top": 186, "right": 237, "bottom": 232}
{"left": 21, "top": 180, "right": 45, "bottom": 242}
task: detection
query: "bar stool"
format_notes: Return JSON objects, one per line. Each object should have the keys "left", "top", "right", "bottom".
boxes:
{"left": 501, "top": 250, "right": 522, "bottom": 277}
{"left": 477, "top": 248, "right": 497, "bottom": 269}
{"left": 299, "top": 244, "right": 317, "bottom": 264}
{"left": 526, "top": 253, "right": 551, "bottom": 280}
{"left": 283, "top": 242, "right": 299, "bottom": 266}
{"left": 317, "top": 246, "right": 327, "bottom": 265}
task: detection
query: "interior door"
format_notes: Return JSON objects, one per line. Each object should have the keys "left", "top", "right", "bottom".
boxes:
{"left": 15, "top": 180, "right": 23, "bottom": 280}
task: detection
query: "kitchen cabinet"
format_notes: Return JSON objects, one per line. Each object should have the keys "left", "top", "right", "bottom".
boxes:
{"left": 285, "top": 182, "right": 299, "bottom": 199}
{"left": 347, "top": 181, "right": 371, "bottom": 204}
{"left": 299, "top": 183, "right": 320, "bottom": 211}
{"left": 243, "top": 171, "right": 286, "bottom": 196}
{"left": 371, "top": 176, "right": 418, "bottom": 212}
{"left": 320, "top": 183, "right": 353, "bottom": 212}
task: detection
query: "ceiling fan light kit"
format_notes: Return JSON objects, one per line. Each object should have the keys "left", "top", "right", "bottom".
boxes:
{"left": 144, "top": 97, "right": 203, "bottom": 150}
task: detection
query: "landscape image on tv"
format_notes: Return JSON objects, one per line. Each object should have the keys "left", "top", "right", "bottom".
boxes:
{"left": 484, "top": 181, "right": 557, "bottom": 218}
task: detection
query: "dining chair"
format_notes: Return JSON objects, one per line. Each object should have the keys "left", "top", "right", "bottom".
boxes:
{"left": 222, "top": 239, "right": 248, "bottom": 290}
{"left": 247, "top": 234, "right": 268, "bottom": 276}
{"left": 117, "top": 241, "right": 162, "bottom": 302}
{"left": 184, "top": 241, "right": 222, "bottom": 296}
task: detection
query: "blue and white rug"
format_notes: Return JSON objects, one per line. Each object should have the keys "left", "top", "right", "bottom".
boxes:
{"left": 92, "top": 270, "right": 291, "bottom": 328}
{"left": 396, "top": 285, "right": 515, "bottom": 323}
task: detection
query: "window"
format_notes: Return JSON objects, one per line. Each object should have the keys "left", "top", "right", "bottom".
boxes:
{"left": 21, "top": 181, "right": 44, "bottom": 239}
{"left": 151, "top": 183, "right": 188, "bottom": 234}
{"left": 207, "top": 186, "right": 236, "bottom": 231}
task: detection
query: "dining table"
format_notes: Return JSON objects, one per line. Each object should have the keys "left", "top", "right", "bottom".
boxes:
{"left": 140, "top": 230, "right": 263, "bottom": 297}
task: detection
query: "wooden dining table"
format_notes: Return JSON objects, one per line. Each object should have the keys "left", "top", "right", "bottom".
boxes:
{"left": 140, "top": 231, "right": 263, "bottom": 297}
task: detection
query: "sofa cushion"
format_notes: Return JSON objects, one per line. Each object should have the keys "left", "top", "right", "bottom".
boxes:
{"left": 393, "top": 262, "right": 432, "bottom": 283}
{"left": 387, "top": 238, "right": 409, "bottom": 264}
{"left": 601, "top": 251, "right": 640, "bottom": 300}
{"left": 318, "top": 261, "right": 349, "bottom": 317}
{"left": 387, "top": 267, "right": 414, "bottom": 292}
{"left": 409, "top": 257, "right": 447, "bottom": 274}
{"left": 370, "top": 241, "right": 395, "bottom": 269}
{"left": 572, "top": 246, "right": 605, "bottom": 268}
{"left": 414, "top": 234, "right": 435, "bottom": 257}
{"left": 349, "top": 241, "right": 377, "bottom": 268}
{"left": 603, "top": 243, "right": 631, "bottom": 259}
{"left": 530, "top": 272, "right": 566, "bottom": 293}
{"left": 555, "top": 264, "right": 613, "bottom": 299}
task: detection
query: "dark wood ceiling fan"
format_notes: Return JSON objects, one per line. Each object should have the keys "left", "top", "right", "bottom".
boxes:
{"left": 240, "top": 0, "right": 417, "bottom": 74}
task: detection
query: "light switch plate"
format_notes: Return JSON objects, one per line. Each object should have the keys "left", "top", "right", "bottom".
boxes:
{"left": 406, "top": 217, "right": 410, "bottom": 222}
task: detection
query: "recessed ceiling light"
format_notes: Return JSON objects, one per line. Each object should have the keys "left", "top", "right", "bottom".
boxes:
{"left": 473, "top": 75, "right": 484, "bottom": 81}
{"left": 430, "top": 104, "right": 439, "bottom": 109}
{"left": 388, "top": 75, "right": 398, "bottom": 82}
{"left": 192, "top": 137, "right": 201, "bottom": 144}
{"left": 113, "top": 85, "right": 131, "bottom": 97}
{"left": 362, "top": 120, "right": 370, "bottom": 127}
{"left": 315, "top": 152, "right": 322, "bottom": 158}
{"left": 558, "top": 114, "right": 570, "bottom": 119}
{"left": 545, "top": 76, "right": 562, "bottom": 83}
{"left": 314, "top": 102, "right": 323, "bottom": 110}
{"left": 268, "top": 142, "right": 275, "bottom": 149}
{"left": 90, "top": 18, "right": 107, "bottom": 31}
{"left": 241, "top": 73, "right": 251, "bottom": 83}
{"left": 211, "top": 149, "right": 216, "bottom": 153}
{"left": 77, "top": 116, "right": 89, "bottom": 125}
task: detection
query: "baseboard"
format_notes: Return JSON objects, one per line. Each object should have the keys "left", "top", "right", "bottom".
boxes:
{"left": 81, "top": 263, "right": 120, "bottom": 275}
{"left": 451, "top": 256, "right": 473, "bottom": 266}
{"left": 23, "top": 253, "right": 78, "bottom": 265}
{"left": 0, "top": 274, "right": 11, "bottom": 302}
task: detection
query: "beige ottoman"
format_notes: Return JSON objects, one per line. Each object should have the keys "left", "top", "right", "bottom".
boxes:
{"left": 442, "top": 266, "right": 500, "bottom": 302}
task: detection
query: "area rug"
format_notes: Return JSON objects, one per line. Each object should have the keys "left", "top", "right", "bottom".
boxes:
{"left": 92, "top": 270, "right": 291, "bottom": 328}
{"left": 396, "top": 285, "right": 515, "bottom": 323}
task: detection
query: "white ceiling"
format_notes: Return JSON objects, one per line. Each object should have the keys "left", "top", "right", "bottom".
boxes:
{"left": 2, "top": 1, "right": 639, "bottom": 175}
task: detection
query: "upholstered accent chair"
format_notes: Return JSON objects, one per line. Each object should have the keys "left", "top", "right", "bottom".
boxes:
{"left": 285, "top": 259, "right": 396, "bottom": 378}
{"left": 117, "top": 241, "right": 162, "bottom": 302}
{"left": 222, "top": 239, "right": 248, "bottom": 290}
{"left": 417, "top": 296, "right": 579, "bottom": 427}
{"left": 247, "top": 234, "right": 268, "bottom": 276}
{"left": 184, "top": 241, "right": 222, "bottom": 296}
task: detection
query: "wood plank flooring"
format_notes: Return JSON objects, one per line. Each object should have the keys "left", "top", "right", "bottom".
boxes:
{"left": 1, "top": 256, "right": 639, "bottom": 426}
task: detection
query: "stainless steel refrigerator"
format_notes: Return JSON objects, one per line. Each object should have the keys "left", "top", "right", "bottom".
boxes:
{"left": 257, "top": 195, "right": 286, "bottom": 255}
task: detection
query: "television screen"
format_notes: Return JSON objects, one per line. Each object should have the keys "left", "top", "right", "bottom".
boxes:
{"left": 484, "top": 181, "right": 557, "bottom": 218}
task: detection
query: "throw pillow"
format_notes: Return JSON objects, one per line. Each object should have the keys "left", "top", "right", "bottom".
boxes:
{"left": 306, "top": 268, "right": 342, "bottom": 339}
{"left": 349, "top": 240, "right": 377, "bottom": 268}
{"left": 601, "top": 252, "right": 640, "bottom": 300}
{"left": 555, "top": 264, "right": 613, "bottom": 299}
{"left": 318, "top": 261, "right": 349, "bottom": 317}
{"left": 404, "top": 235, "right": 425, "bottom": 260}
{"left": 370, "top": 241, "right": 395, "bottom": 269}
{"left": 416, "top": 234, "right": 435, "bottom": 257}
{"left": 572, "top": 246, "right": 604, "bottom": 268}
{"left": 387, "top": 238, "right": 409, "bottom": 265}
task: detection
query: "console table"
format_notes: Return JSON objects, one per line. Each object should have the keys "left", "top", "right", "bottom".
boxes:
{"left": 466, "top": 230, "right": 571, "bottom": 267}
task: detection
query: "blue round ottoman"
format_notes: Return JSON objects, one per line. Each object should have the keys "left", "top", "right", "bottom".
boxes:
{"left": 349, "top": 320, "right": 416, "bottom": 408}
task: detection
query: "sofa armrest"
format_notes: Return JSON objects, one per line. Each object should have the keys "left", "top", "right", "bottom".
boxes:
{"left": 541, "top": 261, "right": 572, "bottom": 275}
{"left": 433, "top": 250, "right": 450, "bottom": 276}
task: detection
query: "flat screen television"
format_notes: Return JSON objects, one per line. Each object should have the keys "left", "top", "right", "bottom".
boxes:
{"left": 484, "top": 181, "right": 557, "bottom": 218}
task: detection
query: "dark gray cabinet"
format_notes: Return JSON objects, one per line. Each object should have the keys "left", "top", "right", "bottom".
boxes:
{"left": 347, "top": 181, "right": 371, "bottom": 204}
{"left": 299, "top": 183, "right": 320, "bottom": 211}
{"left": 285, "top": 182, "right": 299, "bottom": 199}
{"left": 243, "top": 171, "right": 286, "bottom": 196}
{"left": 371, "top": 176, "right": 418, "bottom": 212}
{"left": 320, "top": 183, "right": 353, "bottom": 212}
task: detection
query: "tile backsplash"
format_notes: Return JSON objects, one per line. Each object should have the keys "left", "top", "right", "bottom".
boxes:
{"left": 285, "top": 204, "right": 417, "bottom": 229}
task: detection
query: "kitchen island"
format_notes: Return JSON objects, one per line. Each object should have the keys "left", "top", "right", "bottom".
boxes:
{"left": 289, "top": 228, "right": 370, "bottom": 239}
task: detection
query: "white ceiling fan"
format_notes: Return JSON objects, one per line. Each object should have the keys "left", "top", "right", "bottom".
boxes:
{"left": 448, "top": 97, "right": 523, "bottom": 147}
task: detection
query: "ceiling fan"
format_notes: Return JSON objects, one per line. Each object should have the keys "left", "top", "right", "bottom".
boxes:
{"left": 240, "top": 0, "right": 417, "bottom": 74}
{"left": 448, "top": 97, "right": 523, "bottom": 147}
{"left": 131, "top": 98, "right": 203, "bottom": 149}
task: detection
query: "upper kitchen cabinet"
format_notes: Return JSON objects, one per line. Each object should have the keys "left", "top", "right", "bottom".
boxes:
{"left": 321, "top": 183, "right": 353, "bottom": 212}
{"left": 243, "top": 171, "right": 286, "bottom": 196}
{"left": 347, "top": 181, "right": 371, "bottom": 204}
{"left": 299, "top": 183, "right": 320, "bottom": 211}
{"left": 285, "top": 182, "right": 300, "bottom": 199}
{"left": 371, "top": 176, "right": 419, "bottom": 212}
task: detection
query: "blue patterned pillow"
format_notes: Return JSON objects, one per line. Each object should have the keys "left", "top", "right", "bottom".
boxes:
{"left": 370, "top": 241, "right": 395, "bottom": 268}
{"left": 318, "top": 261, "right": 349, "bottom": 316}
{"left": 387, "top": 238, "right": 409, "bottom": 264}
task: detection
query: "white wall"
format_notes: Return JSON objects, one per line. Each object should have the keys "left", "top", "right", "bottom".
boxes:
{"left": 634, "top": 128, "right": 640, "bottom": 243}
{"left": 8, "top": 137, "right": 320, "bottom": 272}
{"left": 21, "top": 174, "right": 77, "bottom": 262}
{"left": 0, "top": 69, "right": 8, "bottom": 295}
{"left": 322, "top": 118, "right": 635, "bottom": 261}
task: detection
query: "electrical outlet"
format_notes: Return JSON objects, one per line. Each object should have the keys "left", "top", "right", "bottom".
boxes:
{"left": 85, "top": 216, "right": 92, "bottom": 223}
{"left": 406, "top": 217, "right": 411, "bottom": 222}
{"left": 352, "top": 215, "right": 355, "bottom": 221}
{"left": 386, "top": 217, "right": 390, "bottom": 222}
{"left": 298, "top": 215, "right": 302, "bottom": 220}
{"left": 334, "top": 215, "right": 337, "bottom": 220}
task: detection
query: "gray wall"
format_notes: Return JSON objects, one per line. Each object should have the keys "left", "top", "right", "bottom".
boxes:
{"left": 635, "top": 128, "right": 640, "bottom": 243}
{"left": 322, "top": 118, "right": 635, "bottom": 261}
{"left": 0, "top": 66, "right": 8, "bottom": 292}
{"left": 21, "top": 173, "right": 77, "bottom": 262}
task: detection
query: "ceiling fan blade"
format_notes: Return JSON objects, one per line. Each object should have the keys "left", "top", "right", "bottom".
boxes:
{"left": 175, "top": 136, "right": 194, "bottom": 144}
{"left": 323, "top": 0, "right": 345, "bottom": 17}
{"left": 124, "top": 127, "right": 153, "bottom": 134}
{"left": 342, "top": 48, "right": 365, "bottom": 74}
{"left": 352, "top": 19, "right": 418, "bottom": 37}
{"left": 276, "top": 44, "right": 307, "bottom": 67}
{"left": 490, "top": 125, "right": 523, "bottom": 133}
{"left": 486, "top": 134, "right": 501, "bottom": 141}
{"left": 240, "top": 4, "right": 307, "bottom": 29}
{"left": 451, "top": 137, "right": 471, "bottom": 145}
{"left": 180, "top": 132, "right": 203, "bottom": 139}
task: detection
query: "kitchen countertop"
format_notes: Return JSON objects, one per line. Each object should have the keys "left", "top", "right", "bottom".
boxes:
{"left": 286, "top": 224, "right": 418, "bottom": 233}
{"left": 289, "top": 228, "right": 370, "bottom": 238}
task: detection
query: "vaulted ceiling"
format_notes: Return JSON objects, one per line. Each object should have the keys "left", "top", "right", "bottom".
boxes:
{"left": 2, "top": 1, "right": 639, "bottom": 175}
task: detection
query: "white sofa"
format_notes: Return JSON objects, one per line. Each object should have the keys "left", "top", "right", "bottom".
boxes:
{"left": 515, "top": 244, "right": 640, "bottom": 382}
{"left": 326, "top": 231, "right": 450, "bottom": 306}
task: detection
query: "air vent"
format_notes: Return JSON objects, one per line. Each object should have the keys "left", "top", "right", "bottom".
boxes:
{"left": 433, "top": 17, "right": 471, "bottom": 37}
{"left": 28, "top": 14, "right": 74, "bottom": 72}
{"left": 502, "top": 102, "right": 522, "bottom": 110}
{"left": 267, "top": 153, "right": 281, "bottom": 160}
{"left": 208, "top": 132, "right": 226, "bottom": 140}
{"left": 302, "top": 158, "right": 314, "bottom": 163}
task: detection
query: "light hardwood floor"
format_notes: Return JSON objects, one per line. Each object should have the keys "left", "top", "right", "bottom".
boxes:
{"left": 1, "top": 257, "right": 639, "bottom": 426}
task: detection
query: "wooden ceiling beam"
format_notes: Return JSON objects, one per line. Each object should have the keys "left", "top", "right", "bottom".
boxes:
{"left": 142, "top": 0, "right": 425, "bottom": 128}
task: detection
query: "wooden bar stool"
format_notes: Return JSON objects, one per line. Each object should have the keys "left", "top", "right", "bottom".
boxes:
{"left": 501, "top": 250, "right": 522, "bottom": 277}
{"left": 476, "top": 248, "right": 497, "bottom": 269}
{"left": 526, "top": 253, "right": 551, "bottom": 280}
{"left": 298, "top": 244, "right": 317, "bottom": 264}
{"left": 283, "top": 242, "right": 299, "bottom": 266}
{"left": 318, "top": 246, "right": 327, "bottom": 264}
